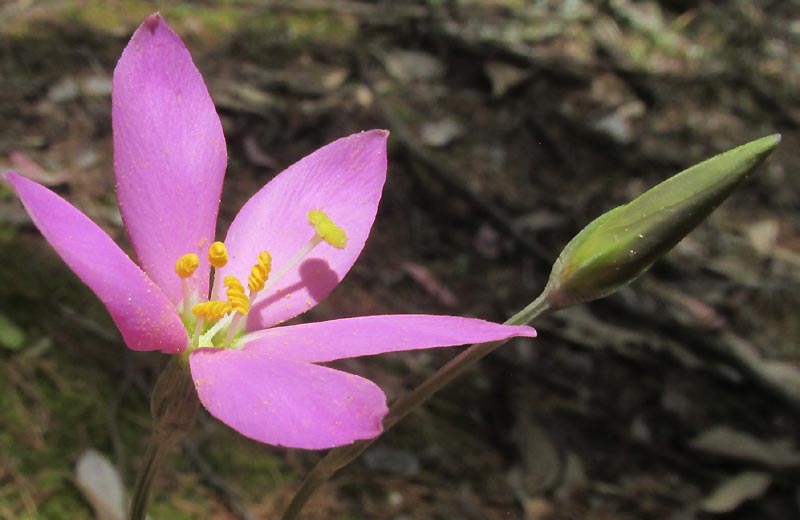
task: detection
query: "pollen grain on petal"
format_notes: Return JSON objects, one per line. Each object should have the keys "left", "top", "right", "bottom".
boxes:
{"left": 224, "top": 275, "right": 250, "bottom": 315}
{"left": 308, "top": 209, "right": 347, "bottom": 249}
{"left": 175, "top": 253, "right": 200, "bottom": 278}
{"left": 208, "top": 241, "right": 228, "bottom": 268}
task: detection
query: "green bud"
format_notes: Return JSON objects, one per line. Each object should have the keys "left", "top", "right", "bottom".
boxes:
{"left": 543, "top": 134, "right": 781, "bottom": 310}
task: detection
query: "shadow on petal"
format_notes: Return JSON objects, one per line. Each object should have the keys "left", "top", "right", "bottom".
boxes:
{"left": 246, "top": 258, "right": 339, "bottom": 330}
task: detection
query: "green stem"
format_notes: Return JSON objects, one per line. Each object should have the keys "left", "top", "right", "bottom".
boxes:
{"left": 281, "top": 294, "right": 551, "bottom": 519}
{"left": 280, "top": 457, "right": 336, "bottom": 520}
{"left": 128, "top": 356, "right": 200, "bottom": 520}
{"left": 128, "top": 433, "right": 178, "bottom": 520}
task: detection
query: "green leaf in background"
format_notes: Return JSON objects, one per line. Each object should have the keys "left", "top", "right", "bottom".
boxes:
{"left": 0, "top": 312, "right": 26, "bottom": 350}
{"left": 542, "top": 134, "right": 781, "bottom": 310}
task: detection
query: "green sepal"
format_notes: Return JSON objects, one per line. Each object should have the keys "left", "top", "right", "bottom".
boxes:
{"left": 543, "top": 134, "right": 781, "bottom": 310}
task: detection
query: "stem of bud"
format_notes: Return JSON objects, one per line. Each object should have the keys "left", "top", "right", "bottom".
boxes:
{"left": 128, "top": 356, "right": 200, "bottom": 520}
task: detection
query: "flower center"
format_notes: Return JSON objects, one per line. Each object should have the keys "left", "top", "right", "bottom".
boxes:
{"left": 174, "top": 210, "right": 347, "bottom": 351}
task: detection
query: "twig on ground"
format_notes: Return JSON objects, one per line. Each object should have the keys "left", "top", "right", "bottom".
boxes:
{"left": 547, "top": 298, "right": 800, "bottom": 415}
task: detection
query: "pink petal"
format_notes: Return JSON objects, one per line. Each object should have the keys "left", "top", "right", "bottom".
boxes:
{"left": 189, "top": 348, "right": 387, "bottom": 449}
{"left": 113, "top": 13, "right": 226, "bottom": 304}
{"left": 3, "top": 173, "right": 187, "bottom": 353}
{"left": 218, "top": 130, "right": 388, "bottom": 330}
{"left": 241, "top": 314, "right": 536, "bottom": 363}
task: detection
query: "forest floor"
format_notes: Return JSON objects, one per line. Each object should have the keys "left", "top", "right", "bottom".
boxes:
{"left": 0, "top": 1, "right": 798, "bottom": 519}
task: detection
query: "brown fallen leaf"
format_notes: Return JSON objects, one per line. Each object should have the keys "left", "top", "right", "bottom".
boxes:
{"left": 701, "top": 472, "right": 772, "bottom": 514}
{"left": 420, "top": 118, "right": 463, "bottom": 148}
{"left": 484, "top": 61, "right": 530, "bottom": 98}
{"left": 690, "top": 425, "right": 800, "bottom": 469}
{"left": 384, "top": 50, "right": 445, "bottom": 82}
{"left": 74, "top": 449, "right": 125, "bottom": 520}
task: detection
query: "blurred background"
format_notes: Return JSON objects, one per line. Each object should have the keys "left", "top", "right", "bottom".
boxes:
{"left": 0, "top": 1, "right": 798, "bottom": 518}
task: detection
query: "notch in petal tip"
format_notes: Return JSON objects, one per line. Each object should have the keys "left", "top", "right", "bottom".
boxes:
{"left": 143, "top": 12, "right": 162, "bottom": 33}
{"left": 355, "top": 129, "right": 389, "bottom": 141}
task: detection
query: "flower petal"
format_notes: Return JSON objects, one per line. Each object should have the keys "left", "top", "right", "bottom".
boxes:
{"left": 219, "top": 130, "right": 388, "bottom": 330}
{"left": 3, "top": 172, "right": 187, "bottom": 353}
{"left": 113, "top": 13, "right": 226, "bottom": 304}
{"left": 240, "top": 314, "right": 536, "bottom": 363}
{"left": 189, "top": 348, "right": 387, "bottom": 449}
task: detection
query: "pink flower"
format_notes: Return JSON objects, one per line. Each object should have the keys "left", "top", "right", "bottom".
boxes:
{"left": 2, "top": 14, "right": 535, "bottom": 449}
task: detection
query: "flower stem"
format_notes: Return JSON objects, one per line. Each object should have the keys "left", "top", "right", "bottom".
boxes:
{"left": 128, "top": 356, "right": 200, "bottom": 520}
{"left": 128, "top": 433, "right": 178, "bottom": 520}
{"left": 281, "top": 294, "right": 551, "bottom": 520}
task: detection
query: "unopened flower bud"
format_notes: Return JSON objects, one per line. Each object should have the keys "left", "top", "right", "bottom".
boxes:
{"left": 542, "top": 134, "right": 780, "bottom": 310}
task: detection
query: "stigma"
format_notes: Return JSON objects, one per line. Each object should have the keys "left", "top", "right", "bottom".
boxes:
{"left": 308, "top": 209, "right": 347, "bottom": 249}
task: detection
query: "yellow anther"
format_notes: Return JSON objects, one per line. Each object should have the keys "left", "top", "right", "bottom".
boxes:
{"left": 308, "top": 209, "right": 347, "bottom": 249}
{"left": 248, "top": 251, "right": 272, "bottom": 293}
{"left": 175, "top": 253, "right": 200, "bottom": 278}
{"left": 224, "top": 275, "right": 250, "bottom": 315}
{"left": 208, "top": 241, "right": 228, "bottom": 268}
{"left": 191, "top": 301, "right": 232, "bottom": 321}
